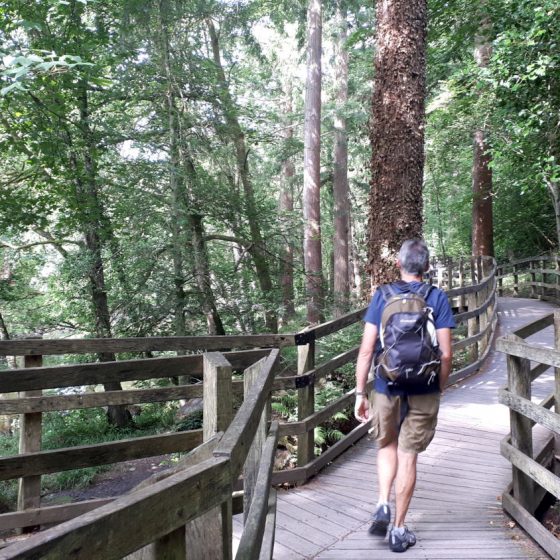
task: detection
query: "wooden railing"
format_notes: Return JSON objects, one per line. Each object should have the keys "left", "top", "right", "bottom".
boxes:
{"left": 0, "top": 349, "right": 280, "bottom": 559}
{"left": 0, "top": 255, "right": 498, "bottom": 556}
{"left": 496, "top": 310, "right": 560, "bottom": 560}
{"left": 497, "top": 255, "right": 560, "bottom": 303}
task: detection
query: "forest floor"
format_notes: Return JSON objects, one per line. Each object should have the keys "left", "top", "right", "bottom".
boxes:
{"left": 41, "top": 455, "right": 171, "bottom": 505}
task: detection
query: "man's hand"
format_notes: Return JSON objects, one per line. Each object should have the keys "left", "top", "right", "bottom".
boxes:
{"left": 354, "top": 395, "right": 369, "bottom": 423}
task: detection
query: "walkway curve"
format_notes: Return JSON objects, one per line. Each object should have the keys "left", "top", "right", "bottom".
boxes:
{"left": 252, "top": 298, "right": 555, "bottom": 559}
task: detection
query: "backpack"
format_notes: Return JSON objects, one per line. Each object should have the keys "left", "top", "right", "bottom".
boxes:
{"left": 375, "top": 281, "right": 441, "bottom": 392}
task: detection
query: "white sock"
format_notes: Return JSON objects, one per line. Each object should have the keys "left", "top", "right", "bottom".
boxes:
{"left": 394, "top": 526, "right": 406, "bottom": 535}
{"left": 377, "top": 500, "right": 388, "bottom": 508}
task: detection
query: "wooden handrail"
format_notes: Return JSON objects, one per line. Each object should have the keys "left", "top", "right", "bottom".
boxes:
{"left": 0, "top": 334, "right": 295, "bottom": 356}
{"left": 236, "top": 422, "right": 279, "bottom": 560}
{"left": 0, "top": 456, "right": 231, "bottom": 560}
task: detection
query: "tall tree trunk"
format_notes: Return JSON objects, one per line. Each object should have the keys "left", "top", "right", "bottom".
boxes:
{"left": 333, "top": 5, "right": 350, "bottom": 316}
{"left": 189, "top": 212, "right": 225, "bottom": 335}
{"left": 472, "top": 22, "right": 494, "bottom": 257}
{"left": 279, "top": 79, "right": 296, "bottom": 325}
{"left": 207, "top": 19, "right": 278, "bottom": 333}
{"left": 349, "top": 214, "right": 363, "bottom": 299}
{"left": 303, "top": 0, "right": 324, "bottom": 323}
{"left": 76, "top": 84, "right": 131, "bottom": 429}
{"left": 159, "top": 0, "right": 187, "bottom": 339}
{"left": 367, "top": 0, "right": 427, "bottom": 289}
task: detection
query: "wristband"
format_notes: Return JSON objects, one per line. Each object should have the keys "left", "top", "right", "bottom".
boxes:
{"left": 355, "top": 391, "right": 367, "bottom": 397}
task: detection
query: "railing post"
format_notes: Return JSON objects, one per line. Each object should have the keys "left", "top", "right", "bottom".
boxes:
{"left": 181, "top": 352, "right": 233, "bottom": 560}
{"left": 437, "top": 264, "right": 444, "bottom": 290}
{"left": 529, "top": 260, "right": 536, "bottom": 298}
{"left": 476, "top": 255, "right": 483, "bottom": 284}
{"left": 506, "top": 346, "right": 535, "bottom": 513}
{"left": 17, "top": 339, "right": 42, "bottom": 534}
{"left": 554, "top": 311, "right": 560, "bottom": 450}
{"left": 556, "top": 256, "right": 560, "bottom": 300}
{"left": 478, "top": 282, "right": 488, "bottom": 356}
{"left": 459, "top": 258, "right": 466, "bottom": 310}
{"left": 497, "top": 265, "right": 503, "bottom": 297}
{"left": 513, "top": 264, "right": 519, "bottom": 296}
{"left": 297, "top": 335, "right": 315, "bottom": 470}
{"left": 467, "top": 290, "right": 479, "bottom": 363}
{"left": 541, "top": 258, "right": 547, "bottom": 298}
{"left": 243, "top": 358, "right": 269, "bottom": 522}
{"left": 447, "top": 257, "right": 453, "bottom": 290}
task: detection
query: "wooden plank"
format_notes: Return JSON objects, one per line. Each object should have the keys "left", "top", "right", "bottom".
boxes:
{"left": 273, "top": 346, "right": 359, "bottom": 391}
{"left": 501, "top": 438, "right": 560, "bottom": 501}
{"left": 214, "top": 350, "right": 279, "bottom": 479}
{"left": 499, "top": 389, "right": 560, "bottom": 434}
{"left": 237, "top": 423, "right": 279, "bottom": 560}
{"left": 243, "top": 359, "right": 269, "bottom": 521}
{"left": 0, "top": 350, "right": 269, "bottom": 393}
{"left": 530, "top": 362, "right": 550, "bottom": 382}
{"left": 0, "top": 383, "right": 242, "bottom": 414}
{"left": 0, "top": 499, "right": 114, "bottom": 531}
{"left": 447, "top": 315, "right": 498, "bottom": 386}
{"left": 303, "top": 422, "right": 370, "bottom": 479}
{"left": 502, "top": 489, "right": 560, "bottom": 560}
{"left": 279, "top": 390, "right": 354, "bottom": 437}
{"left": 131, "top": 432, "right": 222, "bottom": 492}
{"left": 17, "top": 351, "right": 42, "bottom": 531}
{"left": 511, "top": 313, "right": 554, "bottom": 340}
{"left": 153, "top": 526, "right": 185, "bottom": 559}
{"left": 203, "top": 353, "right": 233, "bottom": 439}
{"left": 257, "top": 490, "right": 277, "bottom": 560}
{"left": 0, "top": 457, "right": 231, "bottom": 560}
{"left": 455, "top": 286, "right": 494, "bottom": 324}
{"left": 306, "top": 308, "right": 366, "bottom": 340}
{"left": 0, "top": 335, "right": 296, "bottom": 356}
{"left": 297, "top": 340, "right": 315, "bottom": 469}
{"left": 184, "top": 353, "right": 233, "bottom": 560}
{"left": 0, "top": 430, "right": 203, "bottom": 481}
{"left": 497, "top": 336, "right": 560, "bottom": 369}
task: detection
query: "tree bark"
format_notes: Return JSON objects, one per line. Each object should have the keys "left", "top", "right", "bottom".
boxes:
{"left": 367, "top": 0, "right": 427, "bottom": 289}
{"left": 159, "top": 1, "right": 188, "bottom": 340}
{"left": 279, "top": 79, "right": 296, "bottom": 325}
{"left": 207, "top": 19, "right": 278, "bottom": 333}
{"left": 189, "top": 212, "right": 225, "bottom": 336}
{"left": 333, "top": 5, "right": 350, "bottom": 316}
{"left": 472, "top": 20, "right": 494, "bottom": 257}
{"left": 303, "top": 0, "right": 324, "bottom": 323}
{"left": 75, "top": 83, "right": 131, "bottom": 429}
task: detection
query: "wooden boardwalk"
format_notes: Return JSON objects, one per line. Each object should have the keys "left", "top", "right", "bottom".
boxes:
{"left": 242, "top": 298, "right": 555, "bottom": 559}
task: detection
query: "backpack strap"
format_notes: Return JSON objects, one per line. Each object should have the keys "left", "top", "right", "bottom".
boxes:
{"left": 414, "top": 282, "right": 434, "bottom": 302}
{"left": 379, "top": 282, "right": 400, "bottom": 302}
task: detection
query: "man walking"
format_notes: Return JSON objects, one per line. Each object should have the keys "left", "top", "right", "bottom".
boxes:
{"left": 354, "top": 239, "right": 454, "bottom": 552}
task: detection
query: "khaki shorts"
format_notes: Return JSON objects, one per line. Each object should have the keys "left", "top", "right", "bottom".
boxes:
{"left": 369, "top": 390, "right": 440, "bottom": 453}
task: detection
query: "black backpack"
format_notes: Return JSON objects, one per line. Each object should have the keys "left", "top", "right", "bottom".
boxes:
{"left": 375, "top": 281, "right": 441, "bottom": 392}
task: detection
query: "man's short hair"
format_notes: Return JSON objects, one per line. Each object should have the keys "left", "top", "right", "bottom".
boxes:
{"left": 399, "top": 239, "right": 430, "bottom": 276}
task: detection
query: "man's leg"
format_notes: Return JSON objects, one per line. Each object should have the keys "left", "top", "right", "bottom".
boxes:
{"left": 377, "top": 440, "right": 398, "bottom": 503}
{"left": 394, "top": 448, "right": 417, "bottom": 527}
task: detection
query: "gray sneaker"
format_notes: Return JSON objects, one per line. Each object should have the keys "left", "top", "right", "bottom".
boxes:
{"left": 368, "top": 504, "right": 391, "bottom": 536}
{"left": 389, "top": 526, "right": 416, "bottom": 552}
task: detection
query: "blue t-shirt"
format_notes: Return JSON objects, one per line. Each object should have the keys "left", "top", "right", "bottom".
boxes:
{"left": 364, "top": 281, "right": 456, "bottom": 395}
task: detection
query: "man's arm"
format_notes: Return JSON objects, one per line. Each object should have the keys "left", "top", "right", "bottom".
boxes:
{"left": 354, "top": 322, "right": 378, "bottom": 422}
{"left": 436, "top": 327, "right": 452, "bottom": 392}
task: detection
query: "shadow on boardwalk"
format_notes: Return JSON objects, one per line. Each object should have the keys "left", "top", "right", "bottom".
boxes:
{"left": 251, "top": 298, "right": 554, "bottom": 560}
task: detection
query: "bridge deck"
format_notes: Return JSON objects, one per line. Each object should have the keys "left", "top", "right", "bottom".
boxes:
{"left": 243, "top": 298, "right": 554, "bottom": 559}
